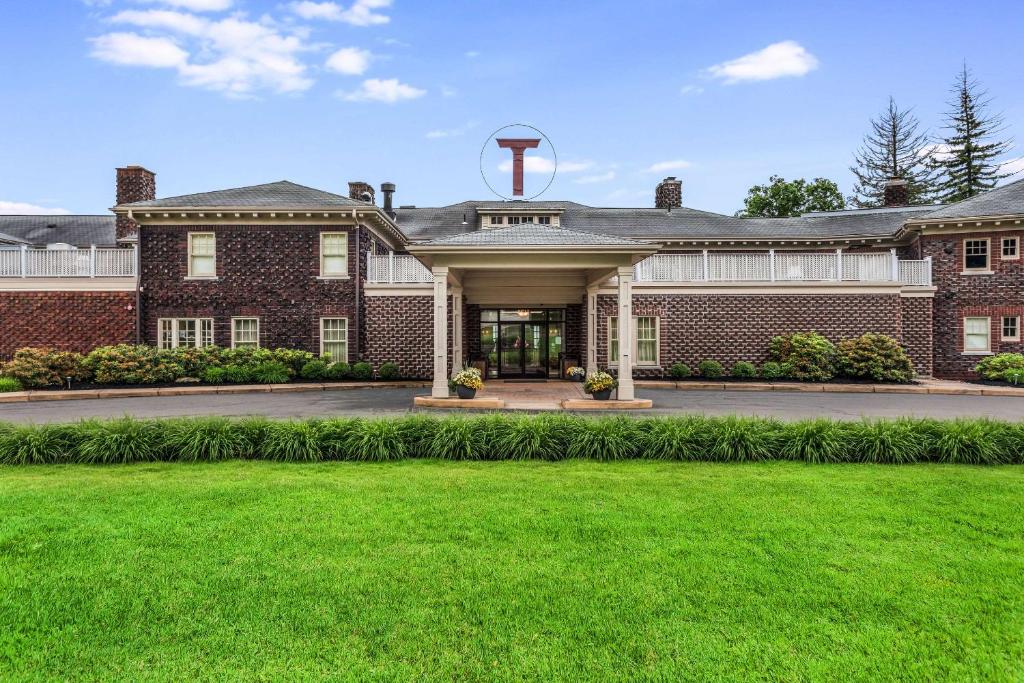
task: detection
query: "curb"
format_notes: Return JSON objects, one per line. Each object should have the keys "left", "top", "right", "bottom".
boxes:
{"left": 0, "top": 381, "right": 432, "bottom": 404}
{"left": 633, "top": 380, "right": 1024, "bottom": 398}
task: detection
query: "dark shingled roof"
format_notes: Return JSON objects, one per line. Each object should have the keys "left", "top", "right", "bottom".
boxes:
{"left": 0, "top": 215, "right": 118, "bottom": 247}
{"left": 122, "top": 180, "right": 369, "bottom": 209}
{"left": 396, "top": 201, "right": 940, "bottom": 242}
{"left": 421, "top": 224, "right": 649, "bottom": 246}
{"left": 918, "top": 178, "right": 1024, "bottom": 220}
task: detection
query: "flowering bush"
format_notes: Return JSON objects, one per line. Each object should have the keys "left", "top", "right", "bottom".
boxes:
{"left": 566, "top": 366, "right": 586, "bottom": 379}
{"left": 451, "top": 367, "right": 484, "bottom": 390}
{"left": 2, "top": 348, "right": 89, "bottom": 388}
{"left": 583, "top": 371, "right": 617, "bottom": 394}
{"left": 82, "top": 345, "right": 180, "bottom": 385}
{"left": 974, "top": 353, "right": 1024, "bottom": 382}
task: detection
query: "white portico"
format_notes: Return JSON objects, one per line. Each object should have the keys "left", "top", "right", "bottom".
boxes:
{"left": 406, "top": 225, "right": 659, "bottom": 399}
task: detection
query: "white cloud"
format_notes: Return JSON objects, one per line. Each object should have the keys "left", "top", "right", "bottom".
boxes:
{"left": 604, "top": 188, "right": 648, "bottom": 202}
{"left": 920, "top": 142, "right": 953, "bottom": 162}
{"left": 705, "top": 40, "right": 818, "bottom": 84}
{"left": 679, "top": 84, "right": 703, "bottom": 95}
{"left": 498, "top": 157, "right": 592, "bottom": 174}
{"left": 136, "top": 0, "right": 233, "bottom": 10}
{"left": 95, "top": 11, "right": 313, "bottom": 96}
{"left": 90, "top": 32, "right": 188, "bottom": 68}
{"left": 645, "top": 160, "right": 692, "bottom": 173}
{"left": 0, "top": 201, "right": 72, "bottom": 216}
{"left": 1001, "top": 157, "right": 1024, "bottom": 177}
{"left": 340, "top": 78, "right": 425, "bottom": 102}
{"left": 464, "top": 50, "right": 480, "bottom": 58}
{"left": 290, "top": 0, "right": 391, "bottom": 26}
{"left": 325, "top": 47, "right": 372, "bottom": 75}
{"left": 574, "top": 171, "right": 616, "bottom": 184}
{"left": 426, "top": 121, "right": 476, "bottom": 139}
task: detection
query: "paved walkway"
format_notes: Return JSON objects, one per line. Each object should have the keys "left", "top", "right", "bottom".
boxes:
{"left": 2, "top": 385, "right": 1023, "bottom": 423}
{"left": 476, "top": 379, "right": 585, "bottom": 409}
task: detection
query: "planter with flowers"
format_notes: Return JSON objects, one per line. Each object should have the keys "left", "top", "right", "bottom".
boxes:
{"left": 449, "top": 367, "right": 484, "bottom": 399}
{"left": 566, "top": 366, "right": 586, "bottom": 382}
{"left": 583, "top": 371, "right": 618, "bottom": 401}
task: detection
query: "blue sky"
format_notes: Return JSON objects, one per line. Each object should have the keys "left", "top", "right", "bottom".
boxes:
{"left": 1, "top": 0, "right": 1021, "bottom": 215}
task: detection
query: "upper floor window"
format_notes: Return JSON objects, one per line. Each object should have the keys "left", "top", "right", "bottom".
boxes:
{"left": 964, "top": 239, "right": 990, "bottom": 271}
{"left": 490, "top": 216, "right": 504, "bottom": 226}
{"left": 508, "top": 216, "right": 522, "bottom": 225}
{"left": 188, "top": 233, "right": 216, "bottom": 278}
{"left": 1002, "top": 237, "right": 1019, "bottom": 260}
{"left": 232, "top": 318, "right": 259, "bottom": 349}
{"left": 320, "top": 232, "right": 348, "bottom": 277}
{"left": 537, "top": 216, "right": 551, "bottom": 225}
{"left": 159, "top": 318, "right": 214, "bottom": 349}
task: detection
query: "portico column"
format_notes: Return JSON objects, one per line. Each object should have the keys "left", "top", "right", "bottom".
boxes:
{"left": 616, "top": 266, "right": 635, "bottom": 400}
{"left": 451, "top": 284, "right": 463, "bottom": 373}
{"left": 586, "top": 286, "right": 598, "bottom": 374}
{"left": 431, "top": 266, "right": 449, "bottom": 398}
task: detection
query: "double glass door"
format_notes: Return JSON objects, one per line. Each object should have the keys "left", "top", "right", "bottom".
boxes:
{"left": 480, "top": 309, "right": 564, "bottom": 378}
{"left": 499, "top": 322, "right": 547, "bottom": 377}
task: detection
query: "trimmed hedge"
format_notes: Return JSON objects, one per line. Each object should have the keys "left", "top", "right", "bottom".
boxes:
{"left": 1, "top": 415, "right": 1021, "bottom": 465}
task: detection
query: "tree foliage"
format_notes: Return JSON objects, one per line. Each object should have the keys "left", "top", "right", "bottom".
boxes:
{"left": 849, "top": 97, "right": 940, "bottom": 207}
{"left": 933, "top": 65, "right": 1012, "bottom": 202}
{"left": 740, "top": 176, "right": 845, "bottom": 218}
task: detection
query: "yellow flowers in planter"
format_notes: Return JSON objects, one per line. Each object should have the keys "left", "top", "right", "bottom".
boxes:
{"left": 451, "top": 367, "right": 484, "bottom": 390}
{"left": 583, "top": 371, "right": 618, "bottom": 394}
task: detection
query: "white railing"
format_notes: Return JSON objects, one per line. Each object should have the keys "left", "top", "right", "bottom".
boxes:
{"left": 635, "top": 250, "right": 932, "bottom": 286}
{"left": 0, "top": 246, "right": 136, "bottom": 278}
{"left": 367, "top": 252, "right": 433, "bottom": 283}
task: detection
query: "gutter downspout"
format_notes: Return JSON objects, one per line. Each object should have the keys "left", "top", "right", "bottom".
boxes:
{"left": 132, "top": 211, "right": 142, "bottom": 345}
{"left": 353, "top": 210, "right": 361, "bottom": 362}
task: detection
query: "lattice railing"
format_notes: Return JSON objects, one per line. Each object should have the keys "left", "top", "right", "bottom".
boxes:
{"left": 0, "top": 247, "right": 136, "bottom": 277}
{"left": 367, "top": 253, "right": 433, "bottom": 283}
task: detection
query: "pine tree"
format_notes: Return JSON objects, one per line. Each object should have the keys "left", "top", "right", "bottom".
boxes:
{"left": 849, "top": 97, "right": 939, "bottom": 207}
{"left": 933, "top": 65, "right": 1012, "bottom": 202}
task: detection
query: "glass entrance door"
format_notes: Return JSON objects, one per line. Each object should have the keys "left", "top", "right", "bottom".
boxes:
{"left": 488, "top": 309, "right": 565, "bottom": 378}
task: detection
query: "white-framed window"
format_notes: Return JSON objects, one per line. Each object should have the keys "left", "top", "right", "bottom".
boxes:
{"left": 188, "top": 232, "right": 216, "bottom": 277}
{"left": 963, "top": 238, "right": 990, "bottom": 271}
{"left": 507, "top": 216, "right": 522, "bottom": 225}
{"left": 1002, "top": 237, "right": 1019, "bottom": 260}
{"left": 537, "top": 216, "right": 551, "bottom": 225}
{"left": 1002, "top": 316, "right": 1020, "bottom": 342}
{"left": 963, "top": 317, "right": 991, "bottom": 354}
{"left": 158, "top": 318, "right": 214, "bottom": 349}
{"left": 320, "top": 232, "right": 348, "bottom": 277}
{"left": 608, "top": 316, "right": 660, "bottom": 366}
{"left": 320, "top": 318, "right": 348, "bottom": 361}
{"left": 231, "top": 317, "right": 260, "bottom": 349}
{"left": 489, "top": 216, "right": 504, "bottom": 226}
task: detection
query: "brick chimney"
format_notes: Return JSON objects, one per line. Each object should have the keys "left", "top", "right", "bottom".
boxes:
{"left": 655, "top": 177, "right": 682, "bottom": 210}
{"left": 883, "top": 177, "right": 909, "bottom": 207}
{"left": 115, "top": 165, "right": 156, "bottom": 241}
{"left": 348, "top": 181, "right": 375, "bottom": 204}
{"left": 380, "top": 182, "right": 396, "bottom": 218}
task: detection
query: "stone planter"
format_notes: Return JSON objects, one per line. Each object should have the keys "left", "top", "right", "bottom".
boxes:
{"left": 455, "top": 385, "right": 477, "bottom": 400}
{"left": 592, "top": 389, "right": 612, "bottom": 401}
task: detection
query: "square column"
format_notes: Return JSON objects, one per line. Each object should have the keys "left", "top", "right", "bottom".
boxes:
{"left": 451, "top": 285, "right": 463, "bottom": 373}
{"left": 586, "top": 286, "right": 598, "bottom": 374}
{"left": 431, "top": 266, "right": 449, "bottom": 398}
{"left": 616, "top": 266, "right": 635, "bottom": 400}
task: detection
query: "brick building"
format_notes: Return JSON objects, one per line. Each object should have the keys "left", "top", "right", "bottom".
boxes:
{"left": 2, "top": 166, "right": 1023, "bottom": 396}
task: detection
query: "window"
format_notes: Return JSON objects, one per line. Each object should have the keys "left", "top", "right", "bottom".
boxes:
{"left": 489, "top": 216, "right": 504, "bottom": 226}
{"left": 232, "top": 318, "right": 259, "bottom": 349}
{"left": 320, "top": 232, "right": 348, "bottom": 277}
{"left": 964, "top": 239, "right": 989, "bottom": 271}
{"left": 608, "top": 316, "right": 659, "bottom": 366}
{"left": 158, "top": 318, "right": 214, "bottom": 349}
{"left": 188, "top": 233, "right": 216, "bottom": 277}
{"left": 537, "top": 216, "right": 551, "bottom": 225}
{"left": 320, "top": 318, "right": 348, "bottom": 361}
{"left": 963, "top": 317, "right": 991, "bottom": 353}
{"left": 1002, "top": 237, "right": 1019, "bottom": 259}
{"left": 507, "top": 216, "right": 522, "bottom": 225}
{"left": 1003, "top": 316, "right": 1020, "bottom": 341}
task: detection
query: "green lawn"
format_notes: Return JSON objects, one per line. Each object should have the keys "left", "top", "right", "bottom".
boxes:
{"left": 1, "top": 462, "right": 1022, "bottom": 681}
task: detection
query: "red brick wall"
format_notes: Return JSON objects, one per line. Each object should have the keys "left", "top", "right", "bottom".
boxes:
{"left": 140, "top": 224, "right": 360, "bottom": 356}
{"left": 900, "top": 296, "right": 933, "bottom": 376}
{"left": 595, "top": 292, "right": 909, "bottom": 377}
{"left": 0, "top": 291, "right": 136, "bottom": 359}
{"left": 920, "top": 231, "right": 1024, "bottom": 378}
{"left": 364, "top": 295, "right": 434, "bottom": 378}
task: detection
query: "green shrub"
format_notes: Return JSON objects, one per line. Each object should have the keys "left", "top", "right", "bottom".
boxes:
{"left": 269, "top": 349, "right": 314, "bottom": 375}
{"left": 932, "top": 419, "right": 1010, "bottom": 465}
{"left": 350, "top": 362, "right": 373, "bottom": 381}
{"left": 222, "top": 365, "right": 251, "bottom": 384}
{"left": 259, "top": 420, "right": 323, "bottom": 461}
{"left": 0, "top": 377, "right": 23, "bottom": 392}
{"left": 769, "top": 332, "right": 837, "bottom": 382}
{"left": 707, "top": 416, "right": 780, "bottom": 461}
{"left": 1004, "top": 368, "right": 1024, "bottom": 385}
{"left": 0, "top": 423, "right": 76, "bottom": 464}
{"left": 202, "top": 367, "right": 227, "bottom": 385}
{"left": 300, "top": 360, "right": 330, "bottom": 381}
{"left": 251, "top": 361, "right": 290, "bottom": 384}
{"left": 3, "top": 348, "right": 89, "bottom": 388}
{"left": 83, "top": 345, "right": 179, "bottom": 385}
{"left": 427, "top": 417, "right": 486, "bottom": 459}
{"left": 168, "top": 346, "right": 223, "bottom": 377}
{"left": 759, "top": 361, "right": 791, "bottom": 380}
{"left": 640, "top": 417, "right": 708, "bottom": 460}
{"left": 850, "top": 419, "right": 929, "bottom": 464}
{"left": 974, "top": 353, "right": 1024, "bottom": 381}
{"left": 162, "top": 417, "right": 249, "bottom": 462}
{"left": 326, "top": 362, "right": 351, "bottom": 380}
{"left": 341, "top": 419, "right": 406, "bottom": 461}
{"left": 77, "top": 418, "right": 164, "bottom": 464}
{"left": 780, "top": 420, "right": 854, "bottom": 463}
{"left": 837, "top": 333, "right": 914, "bottom": 383}
{"left": 378, "top": 362, "right": 400, "bottom": 380}
{"left": 566, "top": 417, "right": 641, "bottom": 461}
{"left": 697, "top": 360, "right": 724, "bottom": 378}
{"left": 730, "top": 361, "right": 757, "bottom": 379}
{"left": 669, "top": 363, "right": 691, "bottom": 379}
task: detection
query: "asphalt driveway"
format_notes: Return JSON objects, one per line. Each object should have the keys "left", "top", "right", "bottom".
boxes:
{"left": 1, "top": 386, "right": 1022, "bottom": 422}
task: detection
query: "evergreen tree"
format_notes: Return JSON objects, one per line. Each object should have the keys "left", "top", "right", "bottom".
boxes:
{"left": 933, "top": 65, "right": 1012, "bottom": 202}
{"left": 850, "top": 97, "right": 940, "bottom": 207}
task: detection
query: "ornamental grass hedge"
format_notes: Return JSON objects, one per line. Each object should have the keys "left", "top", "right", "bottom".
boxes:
{"left": 1, "top": 415, "right": 1022, "bottom": 465}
